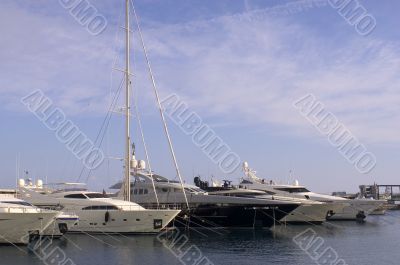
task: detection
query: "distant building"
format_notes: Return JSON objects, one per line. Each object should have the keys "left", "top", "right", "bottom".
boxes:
{"left": 360, "top": 184, "right": 400, "bottom": 202}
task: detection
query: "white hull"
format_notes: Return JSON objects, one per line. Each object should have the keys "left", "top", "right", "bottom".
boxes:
{"left": 328, "top": 199, "right": 385, "bottom": 220}
{"left": 42, "top": 214, "right": 79, "bottom": 237}
{"left": 369, "top": 209, "right": 386, "bottom": 215}
{"left": 281, "top": 203, "right": 344, "bottom": 223}
{"left": 0, "top": 212, "right": 56, "bottom": 244}
{"left": 69, "top": 209, "right": 179, "bottom": 233}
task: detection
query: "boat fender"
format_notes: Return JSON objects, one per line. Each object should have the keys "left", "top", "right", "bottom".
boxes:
{"left": 105, "top": 211, "right": 110, "bottom": 223}
{"left": 356, "top": 211, "right": 366, "bottom": 223}
{"left": 58, "top": 223, "right": 68, "bottom": 234}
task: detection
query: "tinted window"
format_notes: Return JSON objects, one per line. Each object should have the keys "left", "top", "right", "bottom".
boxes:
{"left": 153, "top": 175, "right": 169, "bottom": 182}
{"left": 241, "top": 180, "right": 253, "bottom": 184}
{"left": 82, "top": 205, "right": 119, "bottom": 210}
{"left": 275, "top": 188, "right": 310, "bottom": 193}
{"left": 64, "top": 194, "right": 87, "bottom": 199}
{"left": 85, "top": 193, "right": 108, "bottom": 198}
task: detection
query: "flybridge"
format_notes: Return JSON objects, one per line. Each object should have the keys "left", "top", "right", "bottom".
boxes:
{"left": 18, "top": 179, "right": 87, "bottom": 193}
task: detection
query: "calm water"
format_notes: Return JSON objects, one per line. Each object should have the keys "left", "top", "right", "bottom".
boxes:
{"left": 2, "top": 212, "right": 400, "bottom": 265}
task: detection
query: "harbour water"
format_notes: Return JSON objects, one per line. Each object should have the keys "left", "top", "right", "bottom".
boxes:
{"left": 2, "top": 212, "right": 400, "bottom": 265}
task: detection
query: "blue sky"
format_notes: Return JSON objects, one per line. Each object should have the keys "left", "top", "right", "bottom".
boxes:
{"left": 1, "top": 0, "right": 399, "bottom": 193}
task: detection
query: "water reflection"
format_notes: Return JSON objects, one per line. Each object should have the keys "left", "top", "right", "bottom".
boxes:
{"left": 0, "top": 212, "right": 400, "bottom": 265}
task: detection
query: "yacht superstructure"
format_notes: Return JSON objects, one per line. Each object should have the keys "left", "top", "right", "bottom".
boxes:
{"left": 240, "top": 162, "right": 385, "bottom": 221}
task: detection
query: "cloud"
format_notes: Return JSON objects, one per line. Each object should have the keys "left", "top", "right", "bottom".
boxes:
{"left": 1, "top": 0, "right": 399, "bottom": 145}
{"left": 0, "top": 1, "right": 119, "bottom": 116}
{"left": 136, "top": 5, "right": 400, "bottom": 144}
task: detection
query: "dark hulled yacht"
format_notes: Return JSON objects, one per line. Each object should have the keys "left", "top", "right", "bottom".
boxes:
{"left": 110, "top": 172, "right": 300, "bottom": 228}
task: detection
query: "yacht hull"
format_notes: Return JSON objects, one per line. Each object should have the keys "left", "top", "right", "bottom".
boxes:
{"left": 328, "top": 199, "right": 385, "bottom": 220}
{"left": 280, "top": 204, "right": 329, "bottom": 224}
{"left": 42, "top": 214, "right": 80, "bottom": 237}
{"left": 68, "top": 209, "right": 180, "bottom": 234}
{"left": 0, "top": 212, "right": 56, "bottom": 244}
{"left": 171, "top": 204, "right": 299, "bottom": 228}
{"left": 281, "top": 202, "right": 345, "bottom": 224}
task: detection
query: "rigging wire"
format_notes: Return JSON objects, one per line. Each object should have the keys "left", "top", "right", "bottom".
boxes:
{"left": 130, "top": 0, "right": 190, "bottom": 209}
{"left": 76, "top": 4, "right": 125, "bottom": 184}
{"left": 131, "top": 53, "right": 160, "bottom": 207}
{"left": 82, "top": 78, "right": 125, "bottom": 184}
{"left": 75, "top": 76, "right": 124, "bottom": 183}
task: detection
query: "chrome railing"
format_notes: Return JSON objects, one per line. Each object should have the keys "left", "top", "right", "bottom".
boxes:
{"left": 0, "top": 206, "right": 56, "bottom": 214}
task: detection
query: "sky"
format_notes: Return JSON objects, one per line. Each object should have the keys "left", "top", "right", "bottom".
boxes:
{"left": 0, "top": 0, "right": 399, "bottom": 193}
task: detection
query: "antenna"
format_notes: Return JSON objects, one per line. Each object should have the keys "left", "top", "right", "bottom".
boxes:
{"left": 15, "top": 154, "right": 19, "bottom": 189}
{"left": 287, "top": 169, "right": 293, "bottom": 185}
{"left": 45, "top": 158, "right": 48, "bottom": 185}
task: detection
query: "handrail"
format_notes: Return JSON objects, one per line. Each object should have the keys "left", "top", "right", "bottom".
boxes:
{"left": 53, "top": 203, "right": 183, "bottom": 211}
{"left": 0, "top": 206, "right": 56, "bottom": 214}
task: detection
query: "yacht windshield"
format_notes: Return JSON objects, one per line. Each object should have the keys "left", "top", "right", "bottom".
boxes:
{"left": 275, "top": 187, "right": 310, "bottom": 193}
{"left": 149, "top": 174, "right": 180, "bottom": 183}
{"left": 64, "top": 193, "right": 87, "bottom": 199}
{"left": 190, "top": 187, "right": 204, "bottom": 193}
{"left": 152, "top": 175, "right": 169, "bottom": 182}
{"left": 184, "top": 187, "right": 205, "bottom": 193}
{"left": 85, "top": 193, "right": 109, "bottom": 198}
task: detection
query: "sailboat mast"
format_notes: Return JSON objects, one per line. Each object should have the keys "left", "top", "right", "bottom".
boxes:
{"left": 124, "top": 0, "right": 131, "bottom": 202}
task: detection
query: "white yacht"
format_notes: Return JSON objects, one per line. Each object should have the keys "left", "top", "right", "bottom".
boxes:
{"left": 0, "top": 197, "right": 57, "bottom": 244}
{"left": 19, "top": 182, "right": 180, "bottom": 234}
{"left": 240, "top": 162, "right": 385, "bottom": 221}
{"left": 0, "top": 188, "right": 78, "bottom": 238}
{"left": 194, "top": 178, "right": 345, "bottom": 224}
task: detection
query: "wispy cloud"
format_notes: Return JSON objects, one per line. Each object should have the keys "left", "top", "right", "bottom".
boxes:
{"left": 1, "top": 0, "right": 399, "bottom": 145}
{"left": 138, "top": 5, "right": 400, "bottom": 144}
{"left": 0, "top": 1, "right": 117, "bottom": 115}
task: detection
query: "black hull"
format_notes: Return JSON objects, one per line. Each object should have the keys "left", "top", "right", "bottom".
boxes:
{"left": 171, "top": 204, "right": 299, "bottom": 228}
{"left": 281, "top": 221, "right": 324, "bottom": 225}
